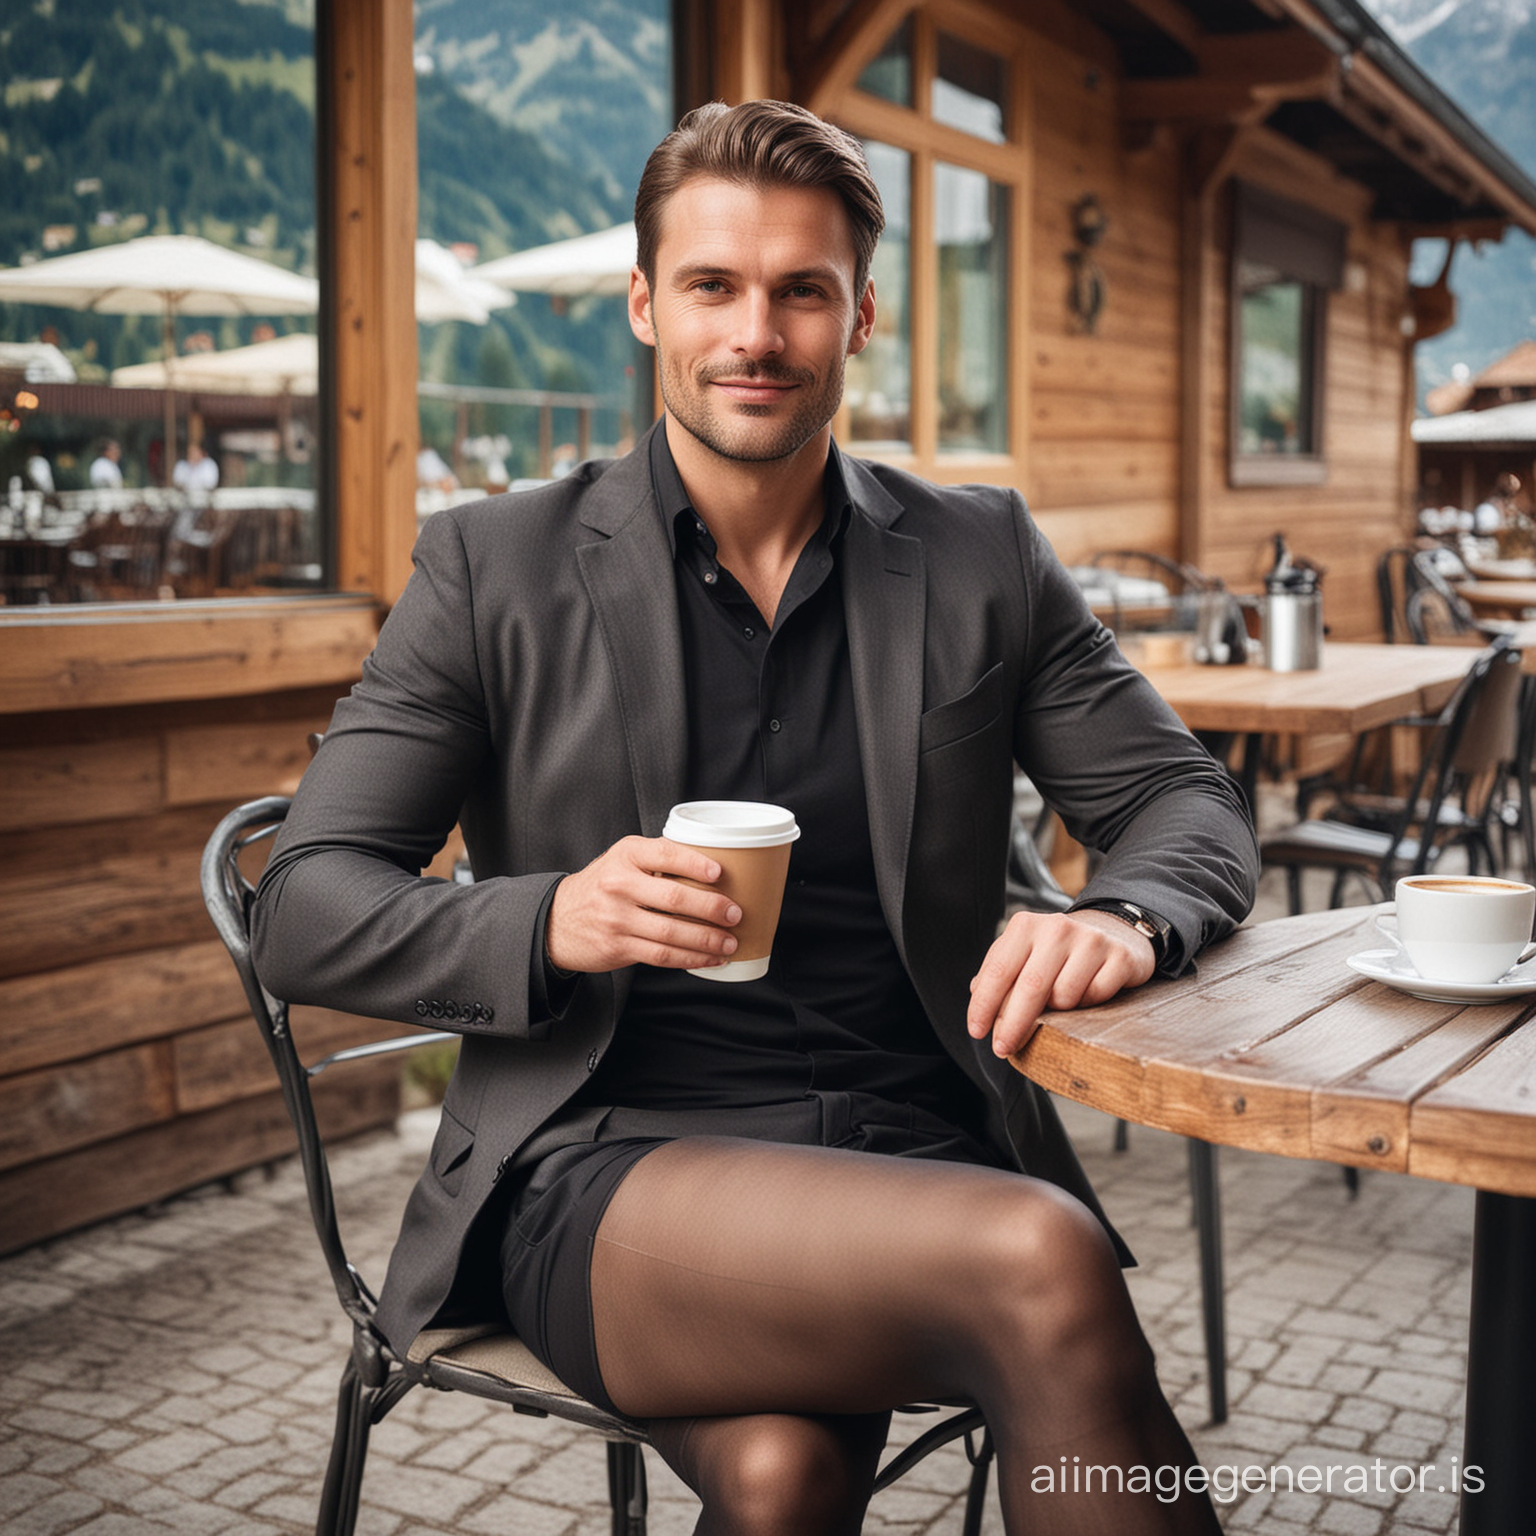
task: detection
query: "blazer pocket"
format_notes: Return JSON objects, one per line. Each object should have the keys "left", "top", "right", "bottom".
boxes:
{"left": 919, "top": 663, "right": 1004, "bottom": 756}
{"left": 430, "top": 1103, "right": 476, "bottom": 1198}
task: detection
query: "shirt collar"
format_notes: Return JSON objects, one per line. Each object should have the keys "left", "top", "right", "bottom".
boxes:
{"left": 649, "top": 419, "right": 853, "bottom": 559}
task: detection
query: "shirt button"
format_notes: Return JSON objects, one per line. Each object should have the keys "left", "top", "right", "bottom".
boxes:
{"left": 703, "top": 570, "right": 718, "bottom": 585}
{"left": 768, "top": 718, "right": 782, "bottom": 733}
{"left": 743, "top": 626, "right": 755, "bottom": 640}
{"left": 695, "top": 519, "right": 706, "bottom": 535}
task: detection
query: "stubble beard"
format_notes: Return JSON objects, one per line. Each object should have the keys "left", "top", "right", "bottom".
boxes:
{"left": 655, "top": 342, "right": 846, "bottom": 464}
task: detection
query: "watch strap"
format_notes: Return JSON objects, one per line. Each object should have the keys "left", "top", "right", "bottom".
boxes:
{"left": 1072, "top": 899, "right": 1171, "bottom": 965}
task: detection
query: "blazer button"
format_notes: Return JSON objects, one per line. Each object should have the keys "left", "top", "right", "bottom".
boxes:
{"left": 586, "top": 1049, "right": 599, "bottom": 1072}
{"left": 482, "top": 1004, "right": 495, "bottom": 1024}
{"left": 414, "top": 1000, "right": 429, "bottom": 1017}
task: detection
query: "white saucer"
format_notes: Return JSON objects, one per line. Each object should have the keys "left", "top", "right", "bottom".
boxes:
{"left": 1346, "top": 947, "right": 1536, "bottom": 1004}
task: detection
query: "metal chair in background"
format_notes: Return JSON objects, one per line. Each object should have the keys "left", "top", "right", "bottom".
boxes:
{"left": 201, "top": 796, "right": 998, "bottom": 1536}
{"left": 1261, "top": 643, "right": 1522, "bottom": 913}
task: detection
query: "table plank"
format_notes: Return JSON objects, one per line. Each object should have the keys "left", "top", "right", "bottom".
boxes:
{"left": 1018, "top": 905, "right": 1536, "bottom": 1194}
{"left": 1458, "top": 581, "right": 1536, "bottom": 620}
{"left": 1140, "top": 642, "right": 1474, "bottom": 735}
{"left": 1411, "top": 1014, "right": 1536, "bottom": 1195}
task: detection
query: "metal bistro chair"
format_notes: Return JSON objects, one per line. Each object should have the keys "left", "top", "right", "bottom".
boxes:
{"left": 201, "top": 796, "right": 996, "bottom": 1536}
{"left": 1262, "top": 642, "right": 1523, "bottom": 913}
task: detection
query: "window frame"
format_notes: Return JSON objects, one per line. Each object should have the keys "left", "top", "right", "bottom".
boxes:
{"left": 826, "top": 4, "right": 1030, "bottom": 481}
{"left": 1227, "top": 181, "right": 1344, "bottom": 488}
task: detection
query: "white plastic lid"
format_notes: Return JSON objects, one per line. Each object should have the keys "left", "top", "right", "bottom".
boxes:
{"left": 662, "top": 800, "right": 801, "bottom": 849}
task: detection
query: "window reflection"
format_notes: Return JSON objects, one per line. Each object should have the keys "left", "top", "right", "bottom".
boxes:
{"left": 846, "top": 142, "right": 912, "bottom": 452}
{"left": 936, "top": 163, "right": 1007, "bottom": 453}
{"left": 0, "top": 4, "right": 319, "bottom": 606}
{"left": 932, "top": 32, "right": 1006, "bottom": 144}
{"left": 1237, "top": 260, "right": 1316, "bottom": 457}
{"left": 856, "top": 17, "right": 914, "bottom": 107}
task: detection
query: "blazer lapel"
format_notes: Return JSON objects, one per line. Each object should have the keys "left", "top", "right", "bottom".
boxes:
{"left": 839, "top": 454, "right": 926, "bottom": 961}
{"left": 574, "top": 431, "right": 688, "bottom": 835}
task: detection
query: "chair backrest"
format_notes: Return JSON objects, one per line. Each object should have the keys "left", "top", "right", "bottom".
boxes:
{"left": 200, "top": 797, "right": 453, "bottom": 1326}
{"left": 1388, "top": 642, "right": 1521, "bottom": 875}
{"left": 1087, "top": 549, "right": 1212, "bottom": 632}
{"left": 1408, "top": 549, "right": 1478, "bottom": 636}
{"left": 1376, "top": 547, "right": 1417, "bottom": 642}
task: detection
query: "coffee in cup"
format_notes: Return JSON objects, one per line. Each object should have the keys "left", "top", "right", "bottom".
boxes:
{"left": 1392, "top": 873, "right": 1536, "bottom": 984}
{"left": 663, "top": 800, "right": 801, "bottom": 981}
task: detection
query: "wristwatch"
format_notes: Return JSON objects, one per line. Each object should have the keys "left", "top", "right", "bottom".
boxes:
{"left": 1072, "top": 900, "right": 1171, "bottom": 967}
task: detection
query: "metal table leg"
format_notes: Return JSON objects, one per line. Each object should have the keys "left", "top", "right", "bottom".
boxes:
{"left": 1459, "top": 1191, "right": 1536, "bottom": 1535}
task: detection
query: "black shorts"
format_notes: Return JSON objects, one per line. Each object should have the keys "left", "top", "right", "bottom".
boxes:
{"left": 497, "top": 1096, "right": 1000, "bottom": 1415}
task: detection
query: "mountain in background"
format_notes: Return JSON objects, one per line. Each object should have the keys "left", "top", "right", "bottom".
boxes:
{"left": 1359, "top": 0, "right": 1536, "bottom": 399}
{"left": 0, "top": 0, "right": 631, "bottom": 419}
{"left": 412, "top": 0, "right": 670, "bottom": 211}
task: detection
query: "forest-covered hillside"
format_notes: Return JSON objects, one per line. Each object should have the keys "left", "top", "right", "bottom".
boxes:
{"left": 0, "top": 0, "right": 635, "bottom": 406}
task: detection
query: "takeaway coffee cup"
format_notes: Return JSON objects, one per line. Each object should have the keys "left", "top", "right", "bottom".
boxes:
{"left": 1391, "top": 874, "right": 1536, "bottom": 984}
{"left": 663, "top": 800, "right": 801, "bottom": 981}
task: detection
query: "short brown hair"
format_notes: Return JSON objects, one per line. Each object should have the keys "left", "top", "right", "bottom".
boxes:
{"left": 635, "top": 100, "right": 885, "bottom": 298}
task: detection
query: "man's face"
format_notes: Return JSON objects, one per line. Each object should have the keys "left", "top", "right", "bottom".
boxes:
{"left": 629, "top": 176, "right": 875, "bottom": 465}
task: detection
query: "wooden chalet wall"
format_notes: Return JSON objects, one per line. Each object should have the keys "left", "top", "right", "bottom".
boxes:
{"left": 1024, "top": 22, "right": 1185, "bottom": 572}
{"left": 0, "top": 0, "right": 422, "bottom": 1252}
{"left": 0, "top": 681, "right": 405, "bottom": 1252}
{"left": 1188, "top": 137, "right": 1415, "bottom": 639}
{"left": 766, "top": 0, "right": 1423, "bottom": 638}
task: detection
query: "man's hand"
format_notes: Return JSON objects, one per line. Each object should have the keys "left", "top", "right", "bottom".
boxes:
{"left": 968, "top": 909, "right": 1157, "bottom": 1059}
{"left": 546, "top": 836, "right": 742, "bottom": 974}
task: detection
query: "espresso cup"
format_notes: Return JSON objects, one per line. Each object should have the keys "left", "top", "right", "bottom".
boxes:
{"left": 663, "top": 800, "right": 801, "bottom": 981}
{"left": 1392, "top": 874, "right": 1536, "bottom": 984}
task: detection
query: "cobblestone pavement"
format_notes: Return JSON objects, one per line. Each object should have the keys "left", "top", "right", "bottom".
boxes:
{"left": 0, "top": 862, "right": 1482, "bottom": 1534}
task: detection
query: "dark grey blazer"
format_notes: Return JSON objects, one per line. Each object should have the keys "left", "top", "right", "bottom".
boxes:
{"left": 252, "top": 426, "right": 1257, "bottom": 1354}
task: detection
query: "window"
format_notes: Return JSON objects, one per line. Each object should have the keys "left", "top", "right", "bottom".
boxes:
{"left": 845, "top": 143, "right": 912, "bottom": 450}
{"left": 0, "top": 3, "right": 321, "bottom": 606}
{"left": 1229, "top": 182, "right": 1344, "bottom": 486}
{"left": 833, "top": 8, "right": 1018, "bottom": 467}
{"left": 936, "top": 164, "right": 1007, "bottom": 452}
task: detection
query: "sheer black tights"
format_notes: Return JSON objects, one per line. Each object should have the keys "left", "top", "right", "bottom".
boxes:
{"left": 590, "top": 1138, "right": 1219, "bottom": 1536}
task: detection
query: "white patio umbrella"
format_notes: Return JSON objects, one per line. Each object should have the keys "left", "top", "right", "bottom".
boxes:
{"left": 472, "top": 222, "right": 637, "bottom": 298}
{"left": 414, "top": 238, "right": 518, "bottom": 323}
{"left": 0, "top": 234, "right": 318, "bottom": 481}
{"left": 111, "top": 331, "right": 319, "bottom": 396}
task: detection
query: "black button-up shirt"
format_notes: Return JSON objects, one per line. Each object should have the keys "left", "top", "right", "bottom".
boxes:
{"left": 574, "top": 427, "right": 984, "bottom": 1131}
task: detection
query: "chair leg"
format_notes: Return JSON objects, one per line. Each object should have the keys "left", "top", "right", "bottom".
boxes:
{"left": 1186, "top": 1139, "right": 1228, "bottom": 1425}
{"left": 1327, "top": 869, "right": 1349, "bottom": 909}
{"left": 960, "top": 1426, "right": 995, "bottom": 1536}
{"left": 1113, "top": 1118, "right": 1129, "bottom": 1153}
{"left": 1343, "top": 1165, "right": 1360, "bottom": 1198}
{"left": 607, "top": 1441, "right": 647, "bottom": 1536}
{"left": 1285, "top": 866, "right": 1303, "bottom": 916}
{"left": 317, "top": 1359, "right": 372, "bottom": 1536}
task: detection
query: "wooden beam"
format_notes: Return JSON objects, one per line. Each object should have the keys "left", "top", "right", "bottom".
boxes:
{"left": 0, "top": 597, "right": 376, "bottom": 714}
{"left": 801, "top": 0, "right": 919, "bottom": 118}
{"left": 327, "top": 0, "right": 419, "bottom": 605}
{"left": 1116, "top": 0, "right": 1204, "bottom": 56}
{"left": 714, "top": 0, "right": 779, "bottom": 103}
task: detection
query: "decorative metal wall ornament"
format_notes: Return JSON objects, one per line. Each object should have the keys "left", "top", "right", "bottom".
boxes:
{"left": 1066, "top": 193, "right": 1108, "bottom": 334}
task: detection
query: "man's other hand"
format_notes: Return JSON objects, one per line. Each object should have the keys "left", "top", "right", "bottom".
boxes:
{"left": 546, "top": 836, "right": 742, "bottom": 974}
{"left": 967, "top": 910, "right": 1156, "bottom": 1059}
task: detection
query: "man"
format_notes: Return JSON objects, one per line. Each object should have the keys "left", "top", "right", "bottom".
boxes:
{"left": 172, "top": 440, "right": 219, "bottom": 493}
{"left": 89, "top": 439, "right": 124, "bottom": 489}
{"left": 255, "top": 101, "right": 1255, "bottom": 1533}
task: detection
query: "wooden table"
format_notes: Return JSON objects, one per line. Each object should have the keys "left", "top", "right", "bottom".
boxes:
{"left": 1135, "top": 642, "right": 1476, "bottom": 807}
{"left": 1014, "top": 905, "right": 1536, "bottom": 1535}
{"left": 1457, "top": 581, "right": 1536, "bottom": 620}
